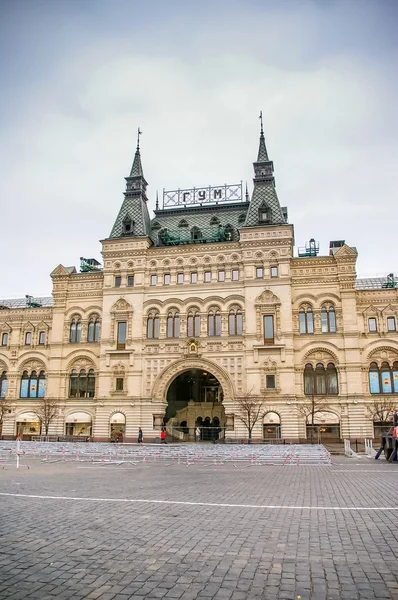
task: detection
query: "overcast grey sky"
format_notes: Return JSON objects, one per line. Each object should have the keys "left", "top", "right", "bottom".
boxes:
{"left": 0, "top": 0, "right": 397, "bottom": 296}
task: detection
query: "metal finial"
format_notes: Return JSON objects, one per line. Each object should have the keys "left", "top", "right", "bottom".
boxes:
{"left": 245, "top": 182, "right": 249, "bottom": 201}
{"left": 259, "top": 111, "right": 264, "bottom": 135}
{"left": 155, "top": 191, "right": 159, "bottom": 210}
{"left": 137, "top": 127, "right": 142, "bottom": 150}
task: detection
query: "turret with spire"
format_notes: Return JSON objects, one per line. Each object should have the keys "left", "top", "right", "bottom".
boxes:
{"left": 244, "top": 113, "right": 286, "bottom": 227}
{"left": 109, "top": 128, "right": 152, "bottom": 238}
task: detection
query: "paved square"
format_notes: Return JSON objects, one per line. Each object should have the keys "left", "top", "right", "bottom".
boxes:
{"left": 0, "top": 444, "right": 398, "bottom": 600}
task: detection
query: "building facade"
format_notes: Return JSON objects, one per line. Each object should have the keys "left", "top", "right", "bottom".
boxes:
{"left": 1, "top": 125, "right": 397, "bottom": 442}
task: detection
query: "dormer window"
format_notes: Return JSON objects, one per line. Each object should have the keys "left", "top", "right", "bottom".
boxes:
{"left": 122, "top": 215, "right": 133, "bottom": 236}
{"left": 259, "top": 206, "right": 270, "bottom": 224}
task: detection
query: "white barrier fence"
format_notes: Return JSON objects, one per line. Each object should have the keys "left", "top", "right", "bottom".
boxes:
{"left": 0, "top": 441, "right": 332, "bottom": 468}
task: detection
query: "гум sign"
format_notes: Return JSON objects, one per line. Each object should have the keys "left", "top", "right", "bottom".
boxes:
{"left": 163, "top": 183, "right": 243, "bottom": 208}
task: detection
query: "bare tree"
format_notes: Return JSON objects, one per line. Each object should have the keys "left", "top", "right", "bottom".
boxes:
{"left": 234, "top": 393, "right": 266, "bottom": 442}
{"left": 367, "top": 398, "right": 395, "bottom": 425}
{"left": 33, "top": 397, "right": 60, "bottom": 435}
{"left": 367, "top": 398, "right": 395, "bottom": 437}
{"left": 297, "top": 396, "right": 330, "bottom": 443}
{"left": 0, "top": 394, "right": 13, "bottom": 439}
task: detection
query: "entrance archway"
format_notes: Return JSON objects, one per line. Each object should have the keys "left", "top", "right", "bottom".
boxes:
{"left": 263, "top": 412, "right": 281, "bottom": 440}
{"left": 165, "top": 369, "right": 225, "bottom": 441}
{"left": 110, "top": 412, "right": 126, "bottom": 442}
{"left": 306, "top": 411, "right": 340, "bottom": 442}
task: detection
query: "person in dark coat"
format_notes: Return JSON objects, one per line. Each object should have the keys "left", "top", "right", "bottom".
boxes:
{"left": 138, "top": 427, "right": 143, "bottom": 444}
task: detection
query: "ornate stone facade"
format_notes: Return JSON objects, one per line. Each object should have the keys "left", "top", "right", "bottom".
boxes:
{"left": 1, "top": 129, "right": 397, "bottom": 441}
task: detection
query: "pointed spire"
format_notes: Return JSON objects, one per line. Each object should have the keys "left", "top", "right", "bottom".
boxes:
{"left": 155, "top": 191, "right": 159, "bottom": 210}
{"left": 245, "top": 182, "right": 249, "bottom": 202}
{"left": 257, "top": 111, "right": 269, "bottom": 162}
{"left": 243, "top": 117, "right": 286, "bottom": 227}
{"left": 129, "top": 127, "right": 144, "bottom": 177}
{"left": 109, "top": 128, "right": 151, "bottom": 239}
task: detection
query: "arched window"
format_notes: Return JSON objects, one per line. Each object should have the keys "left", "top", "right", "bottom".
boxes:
{"left": 147, "top": 311, "right": 160, "bottom": 339}
{"left": 69, "top": 368, "right": 95, "bottom": 398}
{"left": 167, "top": 311, "right": 180, "bottom": 338}
{"left": 87, "top": 316, "right": 100, "bottom": 343}
{"left": 178, "top": 219, "right": 188, "bottom": 228}
{"left": 228, "top": 309, "right": 243, "bottom": 335}
{"left": 187, "top": 310, "right": 200, "bottom": 337}
{"left": 304, "top": 363, "right": 338, "bottom": 395}
{"left": 20, "top": 370, "right": 46, "bottom": 398}
{"left": 0, "top": 371, "right": 8, "bottom": 398}
{"left": 299, "top": 305, "right": 314, "bottom": 334}
{"left": 191, "top": 226, "right": 202, "bottom": 241}
{"left": 238, "top": 214, "right": 246, "bottom": 224}
{"left": 369, "top": 361, "right": 398, "bottom": 394}
{"left": 321, "top": 304, "right": 336, "bottom": 333}
{"left": 208, "top": 310, "right": 221, "bottom": 337}
{"left": 70, "top": 317, "right": 81, "bottom": 343}
{"left": 210, "top": 216, "right": 220, "bottom": 226}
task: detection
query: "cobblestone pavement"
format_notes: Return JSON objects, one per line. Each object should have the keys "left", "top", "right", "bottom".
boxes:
{"left": 0, "top": 451, "right": 397, "bottom": 599}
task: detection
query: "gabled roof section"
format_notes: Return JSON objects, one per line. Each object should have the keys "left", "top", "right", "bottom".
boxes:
{"left": 244, "top": 118, "right": 286, "bottom": 227}
{"left": 51, "top": 264, "right": 76, "bottom": 277}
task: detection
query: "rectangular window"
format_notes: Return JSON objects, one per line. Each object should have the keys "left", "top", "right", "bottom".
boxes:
{"left": 177, "top": 273, "right": 184, "bottom": 284}
{"left": 204, "top": 271, "right": 211, "bottom": 283}
{"left": 381, "top": 370, "right": 392, "bottom": 393}
{"left": 25, "top": 332, "right": 31, "bottom": 346}
{"left": 263, "top": 315, "right": 274, "bottom": 344}
{"left": 127, "top": 275, "right": 134, "bottom": 287}
{"left": 368, "top": 318, "right": 377, "bottom": 332}
{"left": 1, "top": 333, "right": 8, "bottom": 346}
{"left": 115, "top": 276, "right": 121, "bottom": 288}
{"left": 270, "top": 266, "right": 278, "bottom": 278}
{"left": 218, "top": 270, "right": 225, "bottom": 282}
{"left": 39, "top": 332, "right": 46, "bottom": 345}
{"left": 117, "top": 321, "right": 127, "bottom": 350}
{"left": 369, "top": 371, "right": 380, "bottom": 394}
{"left": 232, "top": 269, "right": 239, "bottom": 281}
{"left": 150, "top": 274, "right": 157, "bottom": 286}
{"left": 256, "top": 267, "right": 263, "bottom": 279}
{"left": 164, "top": 274, "right": 171, "bottom": 285}
{"left": 191, "top": 272, "right": 197, "bottom": 284}
{"left": 116, "top": 378, "right": 124, "bottom": 391}
{"left": 266, "top": 375, "right": 275, "bottom": 389}
{"left": 387, "top": 316, "right": 396, "bottom": 331}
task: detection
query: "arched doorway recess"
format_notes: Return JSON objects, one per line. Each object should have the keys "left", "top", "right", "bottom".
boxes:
{"left": 110, "top": 412, "right": 126, "bottom": 442}
{"left": 166, "top": 369, "right": 224, "bottom": 441}
{"left": 152, "top": 358, "right": 235, "bottom": 442}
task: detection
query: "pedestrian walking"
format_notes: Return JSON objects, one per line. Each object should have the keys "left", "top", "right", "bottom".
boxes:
{"left": 160, "top": 428, "right": 167, "bottom": 444}
{"left": 196, "top": 426, "right": 201, "bottom": 441}
{"left": 138, "top": 427, "right": 143, "bottom": 444}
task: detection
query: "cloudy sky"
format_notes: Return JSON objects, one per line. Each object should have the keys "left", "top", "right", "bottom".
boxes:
{"left": 0, "top": 0, "right": 397, "bottom": 296}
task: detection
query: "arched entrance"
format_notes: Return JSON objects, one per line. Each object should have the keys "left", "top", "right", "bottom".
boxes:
{"left": 263, "top": 412, "right": 281, "bottom": 440}
{"left": 110, "top": 412, "right": 126, "bottom": 442}
{"left": 306, "top": 411, "right": 340, "bottom": 442}
{"left": 165, "top": 369, "right": 225, "bottom": 441}
{"left": 15, "top": 412, "right": 41, "bottom": 439}
{"left": 65, "top": 412, "right": 92, "bottom": 437}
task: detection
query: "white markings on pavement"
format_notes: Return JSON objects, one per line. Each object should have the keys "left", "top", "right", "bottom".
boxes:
{"left": 0, "top": 491, "right": 397, "bottom": 511}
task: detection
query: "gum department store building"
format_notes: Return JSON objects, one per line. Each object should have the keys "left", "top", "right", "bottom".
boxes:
{"left": 0, "top": 123, "right": 397, "bottom": 442}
